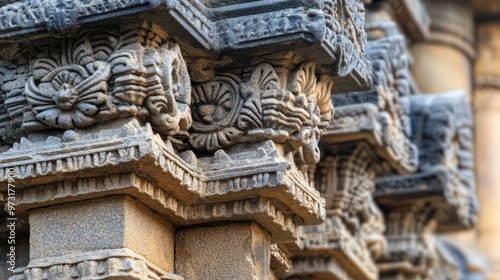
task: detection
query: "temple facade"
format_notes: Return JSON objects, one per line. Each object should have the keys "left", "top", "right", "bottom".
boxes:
{"left": 0, "top": 0, "right": 498, "bottom": 279}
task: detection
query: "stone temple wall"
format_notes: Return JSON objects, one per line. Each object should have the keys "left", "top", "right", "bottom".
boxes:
{"left": 0, "top": 0, "right": 495, "bottom": 279}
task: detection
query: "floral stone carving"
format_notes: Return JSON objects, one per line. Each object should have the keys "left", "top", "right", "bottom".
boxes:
{"left": 21, "top": 21, "right": 191, "bottom": 140}
{"left": 189, "top": 62, "right": 334, "bottom": 167}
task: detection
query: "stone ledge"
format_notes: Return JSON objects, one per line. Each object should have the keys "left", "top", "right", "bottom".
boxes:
{"left": 10, "top": 248, "right": 183, "bottom": 280}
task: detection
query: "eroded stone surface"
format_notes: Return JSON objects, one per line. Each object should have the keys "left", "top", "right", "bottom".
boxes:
{"left": 175, "top": 223, "right": 270, "bottom": 280}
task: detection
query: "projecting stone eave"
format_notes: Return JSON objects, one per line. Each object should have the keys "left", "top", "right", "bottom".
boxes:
{"left": 0, "top": 0, "right": 373, "bottom": 93}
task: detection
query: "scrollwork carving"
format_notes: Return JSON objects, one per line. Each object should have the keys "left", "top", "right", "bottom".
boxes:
{"left": 294, "top": 143, "right": 386, "bottom": 280}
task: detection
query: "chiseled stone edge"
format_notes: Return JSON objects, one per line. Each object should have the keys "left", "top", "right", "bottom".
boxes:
{"left": 0, "top": 0, "right": 373, "bottom": 92}
{"left": 291, "top": 256, "right": 368, "bottom": 280}
{"left": 270, "top": 244, "right": 292, "bottom": 278}
{"left": 0, "top": 0, "right": 215, "bottom": 41}
{"left": 14, "top": 172, "right": 300, "bottom": 244}
{"left": 374, "top": 166, "right": 448, "bottom": 197}
{"left": 324, "top": 103, "right": 417, "bottom": 174}
{"left": 375, "top": 165, "right": 476, "bottom": 231}
{"left": 0, "top": 125, "right": 324, "bottom": 225}
{"left": 10, "top": 248, "right": 183, "bottom": 280}
{"left": 297, "top": 215, "right": 378, "bottom": 280}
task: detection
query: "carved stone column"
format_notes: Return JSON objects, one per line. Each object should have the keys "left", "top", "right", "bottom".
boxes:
{"left": 375, "top": 92, "right": 478, "bottom": 280}
{"left": 411, "top": 0, "right": 475, "bottom": 94}
{"left": 0, "top": 1, "right": 373, "bottom": 279}
{"left": 475, "top": 20, "right": 500, "bottom": 280}
{"left": 287, "top": 15, "right": 418, "bottom": 280}
{"left": 409, "top": 0, "right": 482, "bottom": 276}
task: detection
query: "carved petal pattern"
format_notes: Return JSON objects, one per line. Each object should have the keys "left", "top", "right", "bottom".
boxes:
{"left": 315, "top": 75, "right": 335, "bottom": 131}
{"left": 22, "top": 24, "right": 192, "bottom": 138}
{"left": 190, "top": 75, "right": 243, "bottom": 152}
{"left": 26, "top": 60, "right": 110, "bottom": 129}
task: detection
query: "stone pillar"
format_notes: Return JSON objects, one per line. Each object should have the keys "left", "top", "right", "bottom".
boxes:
{"left": 376, "top": 92, "right": 478, "bottom": 280}
{"left": 0, "top": 1, "right": 373, "bottom": 279}
{"left": 176, "top": 223, "right": 270, "bottom": 279}
{"left": 411, "top": 0, "right": 475, "bottom": 94}
{"left": 475, "top": 22, "right": 500, "bottom": 280}
{"left": 409, "top": 1, "right": 482, "bottom": 276}
{"left": 287, "top": 16, "right": 418, "bottom": 280}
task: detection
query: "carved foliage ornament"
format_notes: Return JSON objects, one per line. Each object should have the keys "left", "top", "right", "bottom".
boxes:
{"left": 315, "top": 144, "right": 387, "bottom": 260}
{"left": 190, "top": 62, "right": 334, "bottom": 166}
{"left": 23, "top": 22, "right": 191, "bottom": 138}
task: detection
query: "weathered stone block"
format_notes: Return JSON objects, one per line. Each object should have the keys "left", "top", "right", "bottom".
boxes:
{"left": 175, "top": 222, "right": 270, "bottom": 280}
{"left": 29, "top": 195, "right": 175, "bottom": 273}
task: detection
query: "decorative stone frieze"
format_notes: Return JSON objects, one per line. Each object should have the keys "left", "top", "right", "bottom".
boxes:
{"left": 0, "top": 0, "right": 373, "bottom": 92}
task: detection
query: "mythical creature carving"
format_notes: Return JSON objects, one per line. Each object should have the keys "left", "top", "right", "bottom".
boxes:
{"left": 190, "top": 62, "right": 334, "bottom": 166}
{"left": 18, "top": 22, "right": 191, "bottom": 139}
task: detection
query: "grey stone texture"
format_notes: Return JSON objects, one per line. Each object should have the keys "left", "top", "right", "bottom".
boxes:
{"left": 30, "top": 195, "right": 175, "bottom": 272}
{"left": 176, "top": 223, "right": 270, "bottom": 279}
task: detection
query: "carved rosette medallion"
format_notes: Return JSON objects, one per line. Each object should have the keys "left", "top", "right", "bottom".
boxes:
{"left": 18, "top": 22, "right": 192, "bottom": 140}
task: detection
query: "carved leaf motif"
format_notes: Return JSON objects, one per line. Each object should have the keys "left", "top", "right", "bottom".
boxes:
{"left": 288, "top": 62, "right": 316, "bottom": 97}
{"left": 238, "top": 63, "right": 279, "bottom": 130}
{"left": 316, "top": 76, "right": 335, "bottom": 130}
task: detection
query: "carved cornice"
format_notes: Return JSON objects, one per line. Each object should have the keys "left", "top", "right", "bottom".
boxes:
{"left": 377, "top": 205, "right": 438, "bottom": 280}
{"left": 289, "top": 142, "right": 385, "bottom": 280}
{"left": 270, "top": 244, "right": 292, "bottom": 279}
{"left": 288, "top": 18, "right": 423, "bottom": 280}
{"left": 324, "top": 20, "right": 418, "bottom": 175}
{"left": 375, "top": 91, "right": 478, "bottom": 280}
{"left": 10, "top": 248, "right": 184, "bottom": 280}
{"left": 0, "top": 121, "right": 324, "bottom": 245}
{"left": 0, "top": 0, "right": 373, "bottom": 92}
{"left": 376, "top": 91, "right": 477, "bottom": 231}
{"left": 0, "top": 13, "right": 369, "bottom": 276}
{"left": 378, "top": 209, "right": 474, "bottom": 280}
